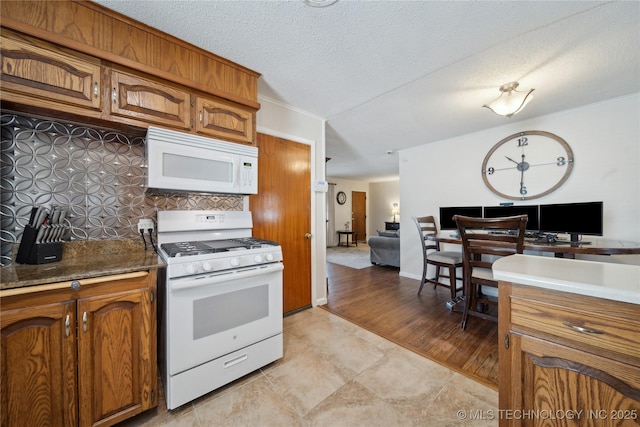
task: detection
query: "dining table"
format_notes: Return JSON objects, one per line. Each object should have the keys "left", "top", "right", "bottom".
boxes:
{"left": 428, "top": 231, "right": 640, "bottom": 312}
{"left": 431, "top": 232, "right": 640, "bottom": 259}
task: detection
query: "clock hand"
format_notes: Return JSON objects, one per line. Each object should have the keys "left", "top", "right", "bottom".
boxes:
{"left": 519, "top": 154, "right": 527, "bottom": 196}
{"left": 505, "top": 156, "right": 519, "bottom": 165}
{"left": 519, "top": 170, "right": 527, "bottom": 195}
{"left": 528, "top": 161, "right": 569, "bottom": 167}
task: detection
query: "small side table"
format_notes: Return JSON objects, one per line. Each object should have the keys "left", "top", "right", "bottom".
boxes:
{"left": 385, "top": 222, "right": 400, "bottom": 231}
{"left": 337, "top": 230, "right": 358, "bottom": 247}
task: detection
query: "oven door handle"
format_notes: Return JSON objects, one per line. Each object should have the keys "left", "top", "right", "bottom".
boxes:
{"left": 170, "top": 262, "right": 283, "bottom": 291}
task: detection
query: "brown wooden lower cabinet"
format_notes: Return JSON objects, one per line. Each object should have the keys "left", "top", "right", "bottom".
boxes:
{"left": 1, "top": 271, "right": 157, "bottom": 427}
{"left": 498, "top": 282, "right": 640, "bottom": 427}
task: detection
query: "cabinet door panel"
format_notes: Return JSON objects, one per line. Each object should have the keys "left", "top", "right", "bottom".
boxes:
{"left": 77, "top": 287, "right": 152, "bottom": 426}
{"left": 1, "top": 33, "right": 101, "bottom": 110}
{"left": 111, "top": 70, "right": 192, "bottom": 130}
{"left": 1, "top": 301, "right": 77, "bottom": 427}
{"left": 196, "top": 96, "right": 255, "bottom": 144}
{"left": 517, "top": 334, "right": 640, "bottom": 427}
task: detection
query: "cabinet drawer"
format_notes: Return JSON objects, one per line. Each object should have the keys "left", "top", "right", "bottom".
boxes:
{"left": 510, "top": 295, "right": 640, "bottom": 360}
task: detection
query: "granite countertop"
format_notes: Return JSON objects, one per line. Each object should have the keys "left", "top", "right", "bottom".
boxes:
{"left": 1, "top": 239, "right": 166, "bottom": 291}
{"left": 493, "top": 254, "right": 640, "bottom": 305}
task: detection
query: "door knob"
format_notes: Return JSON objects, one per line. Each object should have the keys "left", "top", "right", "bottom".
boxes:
{"left": 305, "top": 233, "right": 312, "bottom": 239}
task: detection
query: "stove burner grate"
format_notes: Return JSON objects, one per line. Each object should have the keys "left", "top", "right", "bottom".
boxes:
{"left": 160, "top": 237, "right": 279, "bottom": 258}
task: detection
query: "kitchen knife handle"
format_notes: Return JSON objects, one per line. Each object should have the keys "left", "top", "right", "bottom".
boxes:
{"left": 35, "top": 226, "right": 46, "bottom": 244}
{"left": 28, "top": 206, "right": 38, "bottom": 226}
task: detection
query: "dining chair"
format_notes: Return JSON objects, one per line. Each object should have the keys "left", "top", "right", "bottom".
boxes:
{"left": 453, "top": 214, "right": 528, "bottom": 330}
{"left": 413, "top": 216, "right": 463, "bottom": 299}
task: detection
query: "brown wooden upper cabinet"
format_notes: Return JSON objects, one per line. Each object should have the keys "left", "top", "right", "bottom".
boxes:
{"left": 110, "top": 70, "right": 192, "bottom": 131}
{"left": 196, "top": 96, "right": 255, "bottom": 144}
{"left": 0, "top": 30, "right": 102, "bottom": 114}
{"left": 1, "top": 0, "right": 260, "bottom": 144}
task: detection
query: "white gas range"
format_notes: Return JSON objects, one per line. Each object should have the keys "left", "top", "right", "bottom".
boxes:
{"left": 156, "top": 210, "right": 283, "bottom": 410}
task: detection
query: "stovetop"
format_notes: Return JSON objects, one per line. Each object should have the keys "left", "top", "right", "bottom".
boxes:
{"left": 160, "top": 237, "right": 279, "bottom": 258}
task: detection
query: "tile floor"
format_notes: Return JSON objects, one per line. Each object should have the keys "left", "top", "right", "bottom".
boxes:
{"left": 122, "top": 307, "right": 498, "bottom": 426}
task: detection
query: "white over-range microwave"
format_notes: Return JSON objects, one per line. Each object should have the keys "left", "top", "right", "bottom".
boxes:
{"left": 146, "top": 126, "right": 258, "bottom": 195}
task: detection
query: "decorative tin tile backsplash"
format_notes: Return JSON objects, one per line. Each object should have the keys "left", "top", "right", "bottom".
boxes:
{"left": 0, "top": 113, "right": 243, "bottom": 266}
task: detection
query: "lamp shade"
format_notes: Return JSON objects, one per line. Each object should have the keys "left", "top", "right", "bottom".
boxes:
{"left": 483, "top": 82, "right": 534, "bottom": 117}
{"left": 391, "top": 203, "right": 399, "bottom": 222}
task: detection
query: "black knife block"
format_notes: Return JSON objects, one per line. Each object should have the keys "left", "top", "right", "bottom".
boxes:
{"left": 16, "top": 225, "right": 63, "bottom": 264}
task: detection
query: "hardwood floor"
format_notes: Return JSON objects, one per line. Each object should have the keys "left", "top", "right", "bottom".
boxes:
{"left": 322, "top": 262, "right": 499, "bottom": 390}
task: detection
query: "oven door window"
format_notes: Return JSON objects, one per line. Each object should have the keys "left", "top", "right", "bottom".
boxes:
{"left": 193, "top": 285, "right": 268, "bottom": 339}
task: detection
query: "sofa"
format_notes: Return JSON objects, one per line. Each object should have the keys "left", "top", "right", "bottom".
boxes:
{"left": 368, "top": 230, "right": 400, "bottom": 267}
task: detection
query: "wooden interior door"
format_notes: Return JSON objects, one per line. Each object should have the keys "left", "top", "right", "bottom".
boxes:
{"left": 250, "top": 133, "right": 312, "bottom": 314}
{"left": 352, "top": 191, "right": 366, "bottom": 242}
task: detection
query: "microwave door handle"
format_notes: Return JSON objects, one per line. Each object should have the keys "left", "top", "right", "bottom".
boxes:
{"left": 170, "top": 263, "right": 283, "bottom": 291}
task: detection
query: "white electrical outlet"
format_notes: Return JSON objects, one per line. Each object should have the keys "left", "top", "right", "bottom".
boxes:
{"left": 138, "top": 218, "right": 155, "bottom": 232}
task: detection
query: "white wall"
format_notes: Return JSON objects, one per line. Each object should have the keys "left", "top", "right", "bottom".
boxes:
{"left": 399, "top": 93, "right": 640, "bottom": 280}
{"left": 369, "top": 180, "right": 400, "bottom": 236}
{"left": 327, "top": 178, "right": 369, "bottom": 242}
{"left": 256, "top": 95, "right": 328, "bottom": 306}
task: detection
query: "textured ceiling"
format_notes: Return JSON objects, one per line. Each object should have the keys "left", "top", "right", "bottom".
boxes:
{"left": 95, "top": 0, "right": 640, "bottom": 182}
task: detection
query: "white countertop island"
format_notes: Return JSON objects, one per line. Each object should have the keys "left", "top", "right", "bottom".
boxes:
{"left": 493, "top": 254, "right": 640, "bottom": 305}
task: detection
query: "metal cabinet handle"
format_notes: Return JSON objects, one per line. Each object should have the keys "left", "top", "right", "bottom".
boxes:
{"left": 71, "top": 280, "right": 81, "bottom": 291}
{"left": 199, "top": 111, "right": 203, "bottom": 122}
{"left": 82, "top": 312, "right": 87, "bottom": 333}
{"left": 305, "top": 233, "right": 312, "bottom": 239}
{"left": 65, "top": 315, "right": 70, "bottom": 337}
{"left": 112, "top": 88, "right": 117, "bottom": 103}
{"left": 563, "top": 322, "right": 604, "bottom": 334}
{"left": 93, "top": 82, "right": 98, "bottom": 98}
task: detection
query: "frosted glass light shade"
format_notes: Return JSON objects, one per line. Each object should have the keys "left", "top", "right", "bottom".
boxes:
{"left": 483, "top": 82, "right": 534, "bottom": 117}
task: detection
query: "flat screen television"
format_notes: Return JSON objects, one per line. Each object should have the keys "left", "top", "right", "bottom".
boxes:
{"left": 483, "top": 205, "right": 540, "bottom": 231}
{"left": 538, "top": 201, "right": 603, "bottom": 242}
{"left": 439, "top": 206, "right": 483, "bottom": 230}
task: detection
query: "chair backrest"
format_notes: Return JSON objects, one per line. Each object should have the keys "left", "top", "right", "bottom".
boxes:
{"left": 453, "top": 214, "right": 528, "bottom": 278}
{"left": 413, "top": 216, "right": 441, "bottom": 253}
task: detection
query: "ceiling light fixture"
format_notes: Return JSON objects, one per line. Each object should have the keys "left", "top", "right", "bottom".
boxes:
{"left": 303, "top": 0, "right": 339, "bottom": 8}
{"left": 483, "top": 81, "right": 534, "bottom": 117}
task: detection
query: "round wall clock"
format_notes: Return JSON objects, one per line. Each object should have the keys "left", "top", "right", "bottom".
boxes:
{"left": 482, "top": 130, "right": 574, "bottom": 201}
{"left": 336, "top": 191, "right": 347, "bottom": 205}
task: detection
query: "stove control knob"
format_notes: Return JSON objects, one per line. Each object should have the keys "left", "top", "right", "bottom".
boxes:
{"left": 202, "top": 261, "right": 212, "bottom": 271}
{"left": 230, "top": 258, "right": 240, "bottom": 267}
{"left": 185, "top": 263, "right": 198, "bottom": 275}
{"left": 254, "top": 254, "right": 264, "bottom": 263}
{"left": 265, "top": 253, "right": 274, "bottom": 261}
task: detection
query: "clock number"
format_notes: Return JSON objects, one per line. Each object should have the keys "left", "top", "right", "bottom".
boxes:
{"left": 487, "top": 167, "right": 495, "bottom": 175}
{"left": 520, "top": 185, "right": 527, "bottom": 195}
{"left": 556, "top": 156, "right": 566, "bottom": 166}
{"left": 517, "top": 137, "right": 528, "bottom": 147}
